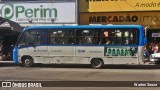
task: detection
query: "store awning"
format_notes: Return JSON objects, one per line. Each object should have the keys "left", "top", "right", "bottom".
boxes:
{"left": 0, "top": 17, "right": 23, "bottom": 32}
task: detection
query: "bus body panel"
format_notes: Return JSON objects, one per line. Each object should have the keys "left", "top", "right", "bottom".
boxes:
{"left": 48, "top": 46, "right": 75, "bottom": 56}
{"left": 17, "top": 46, "right": 144, "bottom": 65}
{"left": 75, "top": 46, "right": 104, "bottom": 57}
{"left": 137, "top": 46, "right": 145, "bottom": 63}
{"left": 112, "top": 57, "right": 138, "bottom": 64}
{"left": 13, "top": 46, "right": 18, "bottom": 64}
{"left": 13, "top": 25, "right": 147, "bottom": 67}
{"left": 19, "top": 46, "right": 48, "bottom": 57}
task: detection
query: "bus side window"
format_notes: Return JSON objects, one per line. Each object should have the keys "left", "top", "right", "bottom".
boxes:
{"left": 114, "top": 30, "right": 122, "bottom": 45}
{"left": 18, "top": 34, "right": 26, "bottom": 46}
{"left": 18, "top": 31, "right": 39, "bottom": 46}
{"left": 68, "top": 30, "right": 75, "bottom": 44}
{"left": 94, "top": 30, "right": 101, "bottom": 44}
{"left": 130, "top": 29, "right": 138, "bottom": 45}
{"left": 40, "top": 31, "right": 47, "bottom": 45}
{"left": 19, "top": 31, "right": 35, "bottom": 46}
{"left": 49, "top": 30, "right": 75, "bottom": 45}
{"left": 76, "top": 29, "right": 94, "bottom": 44}
{"left": 123, "top": 31, "right": 129, "bottom": 45}
{"left": 30, "top": 31, "right": 48, "bottom": 45}
{"left": 103, "top": 30, "right": 112, "bottom": 45}
{"left": 76, "top": 30, "right": 82, "bottom": 44}
{"left": 49, "top": 30, "right": 61, "bottom": 44}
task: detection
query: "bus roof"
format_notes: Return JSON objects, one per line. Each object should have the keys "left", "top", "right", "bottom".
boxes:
{"left": 24, "top": 25, "right": 143, "bottom": 31}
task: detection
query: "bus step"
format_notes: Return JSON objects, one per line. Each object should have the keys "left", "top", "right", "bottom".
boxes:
{"left": 0, "top": 61, "right": 14, "bottom": 63}
{"left": 144, "top": 61, "right": 156, "bottom": 65}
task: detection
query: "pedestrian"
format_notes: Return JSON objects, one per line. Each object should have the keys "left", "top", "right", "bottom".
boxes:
{"left": 0, "top": 43, "right": 5, "bottom": 61}
{"left": 152, "top": 44, "right": 159, "bottom": 53}
{"left": 148, "top": 43, "right": 154, "bottom": 55}
{"left": 0, "top": 43, "right": 2, "bottom": 61}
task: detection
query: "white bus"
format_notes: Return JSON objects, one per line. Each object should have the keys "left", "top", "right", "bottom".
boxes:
{"left": 13, "top": 25, "right": 147, "bottom": 68}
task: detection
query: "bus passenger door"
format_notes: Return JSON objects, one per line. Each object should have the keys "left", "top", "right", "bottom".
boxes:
{"left": 35, "top": 31, "right": 48, "bottom": 57}
{"left": 18, "top": 30, "right": 48, "bottom": 63}
{"left": 27, "top": 30, "right": 48, "bottom": 63}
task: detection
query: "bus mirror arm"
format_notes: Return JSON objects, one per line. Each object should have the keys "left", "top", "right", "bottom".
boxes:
{"left": 143, "top": 26, "right": 148, "bottom": 44}
{"left": 144, "top": 26, "right": 149, "bottom": 38}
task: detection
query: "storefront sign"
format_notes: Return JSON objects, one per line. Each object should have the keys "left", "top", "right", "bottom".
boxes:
{"left": 0, "top": 2, "right": 76, "bottom": 24}
{"left": 79, "top": 0, "right": 160, "bottom": 12}
{"left": 80, "top": 12, "right": 160, "bottom": 28}
{"left": 152, "top": 33, "right": 160, "bottom": 37}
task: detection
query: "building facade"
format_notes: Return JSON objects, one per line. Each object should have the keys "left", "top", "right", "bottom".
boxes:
{"left": 0, "top": 0, "right": 77, "bottom": 61}
{"left": 79, "top": 0, "right": 160, "bottom": 43}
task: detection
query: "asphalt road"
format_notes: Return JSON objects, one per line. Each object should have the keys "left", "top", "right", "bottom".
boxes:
{"left": 0, "top": 63, "right": 160, "bottom": 90}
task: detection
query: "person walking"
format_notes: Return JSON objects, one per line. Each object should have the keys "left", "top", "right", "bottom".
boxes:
{"left": 152, "top": 44, "right": 159, "bottom": 54}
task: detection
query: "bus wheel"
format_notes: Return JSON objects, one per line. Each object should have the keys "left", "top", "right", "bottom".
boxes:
{"left": 91, "top": 58, "right": 104, "bottom": 69}
{"left": 22, "top": 57, "right": 33, "bottom": 67}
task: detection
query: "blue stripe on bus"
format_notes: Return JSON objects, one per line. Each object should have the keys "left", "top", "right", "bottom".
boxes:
{"left": 13, "top": 46, "right": 18, "bottom": 64}
{"left": 24, "top": 25, "right": 143, "bottom": 30}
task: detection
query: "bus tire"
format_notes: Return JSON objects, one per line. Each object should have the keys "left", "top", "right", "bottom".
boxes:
{"left": 21, "top": 56, "right": 34, "bottom": 67}
{"left": 91, "top": 58, "right": 104, "bottom": 69}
